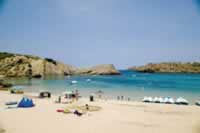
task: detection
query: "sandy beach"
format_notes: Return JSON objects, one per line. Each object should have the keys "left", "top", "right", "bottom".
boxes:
{"left": 0, "top": 91, "right": 200, "bottom": 133}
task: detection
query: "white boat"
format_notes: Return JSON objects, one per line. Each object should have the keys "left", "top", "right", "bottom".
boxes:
{"left": 163, "top": 97, "right": 169, "bottom": 103}
{"left": 195, "top": 100, "right": 200, "bottom": 106}
{"left": 142, "top": 96, "right": 148, "bottom": 102}
{"left": 71, "top": 80, "right": 78, "bottom": 84}
{"left": 158, "top": 97, "right": 164, "bottom": 103}
{"left": 168, "top": 97, "right": 175, "bottom": 104}
{"left": 175, "top": 97, "right": 189, "bottom": 105}
{"left": 164, "top": 97, "right": 174, "bottom": 104}
{"left": 143, "top": 96, "right": 153, "bottom": 103}
{"left": 153, "top": 97, "right": 160, "bottom": 103}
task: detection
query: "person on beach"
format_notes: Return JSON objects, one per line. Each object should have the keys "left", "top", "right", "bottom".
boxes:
{"left": 74, "top": 110, "right": 82, "bottom": 116}
{"left": 117, "top": 96, "right": 120, "bottom": 100}
{"left": 121, "top": 96, "right": 124, "bottom": 100}
{"left": 85, "top": 104, "right": 89, "bottom": 110}
{"left": 75, "top": 89, "right": 79, "bottom": 101}
{"left": 128, "top": 97, "right": 131, "bottom": 101}
{"left": 58, "top": 96, "right": 61, "bottom": 103}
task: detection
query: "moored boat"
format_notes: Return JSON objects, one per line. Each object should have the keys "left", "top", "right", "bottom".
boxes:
{"left": 175, "top": 97, "right": 189, "bottom": 105}
{"left": 143, "top": 96, "right": 153, "bottom": 103}
{"left": 195, "top": 100, "right": 200, "bottom": 106}
{"left": 153, "top": 97, "right": 160, "bottom": 103}
{"left": 164, "top": 97, "right": 174, "bottom": 104}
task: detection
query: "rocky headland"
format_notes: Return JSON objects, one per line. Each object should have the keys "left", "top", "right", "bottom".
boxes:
{"left": 129, "top": 62, "right": 200, "bottom": 73}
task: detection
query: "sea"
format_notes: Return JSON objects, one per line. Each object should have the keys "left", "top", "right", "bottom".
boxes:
{"left": 5, "top": 70, "right": 200, "bottom": 104}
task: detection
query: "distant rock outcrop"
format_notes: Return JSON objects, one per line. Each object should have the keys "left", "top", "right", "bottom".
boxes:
{"left": 129, "top": 62, "right": 200, "bottom": 73}
{"left": 75, "top": 64, "right": 120, "bottom": 75}
{"left": 75, "top": 68, "right": 92, "bottom": 75}
{"left": 0, "top": 52, "right": 120, "bottom": 78}
{"left": 89, "top": 64, "right": 120, "bottom": 75}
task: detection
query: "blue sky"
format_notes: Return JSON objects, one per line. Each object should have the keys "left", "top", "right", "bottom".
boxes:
{"left": 0, "top": 0, "right": 200, "bottom": 69}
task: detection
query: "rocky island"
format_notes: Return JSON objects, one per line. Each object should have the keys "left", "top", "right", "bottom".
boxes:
{"left": 0, "top": 52, "right": 120, "bottom": 78}
{"left": 129, "top": 62, "right": 200, "bottom": 73}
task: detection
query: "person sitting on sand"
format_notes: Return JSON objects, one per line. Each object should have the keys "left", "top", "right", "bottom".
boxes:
{"left": 85, "top": 104, "right": 89, "bottom": 110}
{"left": 74, "top": 110, "right": 83, "bottom": 116}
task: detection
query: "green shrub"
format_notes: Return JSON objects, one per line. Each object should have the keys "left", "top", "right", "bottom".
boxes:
{"left": 45, "top": 58, "right": 57, "bottom": 65}
{"left": 0, "top": 52, "right": 14, "bottom": 60}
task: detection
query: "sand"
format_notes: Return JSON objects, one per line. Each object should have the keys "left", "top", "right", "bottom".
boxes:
{"left": 0, "top": 91, "right": 200, "bottom": 133}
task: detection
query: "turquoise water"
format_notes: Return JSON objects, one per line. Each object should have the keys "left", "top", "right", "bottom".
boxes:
{"left": 5, "top": 70, "right": 200, "bottom": 103}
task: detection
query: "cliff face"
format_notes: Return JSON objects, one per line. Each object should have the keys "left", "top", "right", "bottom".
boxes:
{"left": 30, "top": 59, "right": 45, "bottom": 77}
{"left": 0, "top": 53, "right": 76, "bottom": 78}
{"left": 0, "top": 52, "right": 120, "bottom": 78}
{"left": 129, "top": 62, "right": 200, "bottom": 73}
{"left": 0, "top": 55, "right": 32, "bottom": 77}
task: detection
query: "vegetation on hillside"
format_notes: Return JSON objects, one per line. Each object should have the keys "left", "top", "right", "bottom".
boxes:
{"left": 45, "top": 58, "right": 57, "bottom": 65}
{"left": 0, "top": 52, "right": 14, "bottom": 60}
{"left": 0, "top": 52, "right": 40, "bottom": 61}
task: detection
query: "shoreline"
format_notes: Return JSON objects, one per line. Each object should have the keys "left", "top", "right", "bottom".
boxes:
{"left": 1, "top": 87, "right": 199, "bottom": 105}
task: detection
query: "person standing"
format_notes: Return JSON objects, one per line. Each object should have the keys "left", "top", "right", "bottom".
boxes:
{"left": 75, "top": 89, "right": 79, "bottom": 101}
